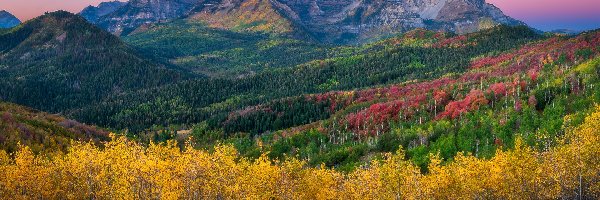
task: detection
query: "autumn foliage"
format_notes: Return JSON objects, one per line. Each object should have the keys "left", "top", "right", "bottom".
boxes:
{"left": 2, "top": 105, "right": 600, "bottom": 199}
{"left": 438, "top": 89, "right": 489, "bottom": 119}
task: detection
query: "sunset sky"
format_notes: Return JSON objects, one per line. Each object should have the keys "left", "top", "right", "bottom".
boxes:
{"left": 0, "top": 0, "right": 126, "bottom": 20}
{"left": 1, "top": 0, "right": 599, "bottom": 31}
{"left": 487, "top": 0, "right": 600, "bottom": 31}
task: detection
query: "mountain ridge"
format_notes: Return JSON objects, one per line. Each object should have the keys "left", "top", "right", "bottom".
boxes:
{"left": 0, "top": 11, "right": 187, "bottom": 113}
{"left": 88, "top": 0, "right": 526, "bottom": 43}
{"left": 80, "top": 1, "right": 127, "bottom": 23}
{"left": 96, "top": 0, "right": 202, "bottom": 35}
{"left": 269, "top": 0, "right": 524, "bottom": 43}
{"left": 0, "top": 10, "right": 21, "bottom": 29}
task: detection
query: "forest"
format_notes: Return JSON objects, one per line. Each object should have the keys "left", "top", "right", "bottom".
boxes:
{"left": 181, "top": 31, "right": 600, "bottom": 171}
{"left": 72, "top": 25, "right": 542, "bottom": 132}
{"left": 1, "top": 10, "right": 600, "bottom": 199}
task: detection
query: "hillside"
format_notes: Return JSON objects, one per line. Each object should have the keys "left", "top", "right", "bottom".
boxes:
{"left": 0, "top": 11, "right": 187, "bottom": 113}
{"left": 0, "top": 101, "right": 108, "bottom": 154}
{"left": 1, "top": 98, "right": 599, "bottom": 199}
{"left": 123, "top": 20, "right": 348, "bottom": 77}
{"left": 210, "top": 30, "right": 600, "bottom": 169}
{"left": 70, "top": 26, "right": 600, "bottom": 173}
{"left": 73, "top": 25, "right": 540, "bottom": 132}
{"left": 189, "top": 0, "right": 297, "bottom": 35}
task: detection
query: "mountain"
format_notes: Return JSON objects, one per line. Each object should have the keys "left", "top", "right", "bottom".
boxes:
{"left": 91, "top": 0, "right": 524, "bottom": 43}
{"left": 96, "top": 0, "right": 202, "bottom": 35}
{"left": 198, "top": 0, "right": 526, "bottom": 43}
{"left": 269, "top": 0, "right": 524, "bottom": 43}
{"left": 79, "top": 1, "right": 127, "bottom": 23}
{"left": 188, "top": 0, "right": 298, "bottom": 35}
{"left": 0, "top": 101, "right": 109, "bottom": 154}
{"left": 0, "top": 10, "right": 21, "bottom": 29}
{"left": 0, "top": 11, "right": 186, "bottom": 113}
{"left": 93, "top": 0, "right": 301, "bottom": 36}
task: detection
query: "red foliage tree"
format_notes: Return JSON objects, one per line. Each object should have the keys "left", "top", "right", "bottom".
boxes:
{"left": 438, "top": 89, "right": 489, "bottom": 119}
{"left": 489, "top": 83, "right": 507, "bottom": 97}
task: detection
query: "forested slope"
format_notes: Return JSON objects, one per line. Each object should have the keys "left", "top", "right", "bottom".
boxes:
{"left": 0, "top": 11, "right": 187, "bottom": 112}
{"left": 0, "top": 101, "right": 108, "bottom": 154}
{"left": 75, "top": 25, "right": 541, "bottom": 132}
{"left": 192, "top": 30, "right": 600, "bottom": 170}
{"left": 123, "top": 21, "right": 346, "bottom": 77}
{"left": 1, "top": 102, "right": 598, "bottom": 199}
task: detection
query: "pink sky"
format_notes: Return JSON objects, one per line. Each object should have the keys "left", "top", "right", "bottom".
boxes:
{"left": 487, "top": 0, "right": 600, "bottom": 31}
{"left": 0, "top": 0, "right": 126, "bottom": 21}
{"left": 1, "top": 0, "right": 599, "bottom": 31}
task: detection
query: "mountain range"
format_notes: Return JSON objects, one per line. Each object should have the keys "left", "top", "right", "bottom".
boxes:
{"left": 86, "top": 0, "right": 524, "bottom": 43}
{"left": 1, "top": 2, "right": 600, "bottom": 198}
{"left": 0, "top": 10, "right": 21, "bottom": 29}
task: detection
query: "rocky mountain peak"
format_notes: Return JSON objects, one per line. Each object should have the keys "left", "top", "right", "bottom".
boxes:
{"left": 80, "top": 1, "right": 127, "bottom": 23}
{"left": 96, "top": 0, "right": 202, "bottom": 35}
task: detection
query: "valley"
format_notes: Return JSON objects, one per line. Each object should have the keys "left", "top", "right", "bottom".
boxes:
{"left": 0, "top": 0, "right": 599, "bottom": 199}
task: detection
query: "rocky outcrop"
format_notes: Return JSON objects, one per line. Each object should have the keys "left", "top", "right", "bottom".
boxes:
{"left": 95, "top": 0, "right": 203, "bottom": 35}
{"left": 80, "top": 1, "right": 127, "bottom": 23}
{"left": 0, "top": 10, "right": 21, "bottom": 29}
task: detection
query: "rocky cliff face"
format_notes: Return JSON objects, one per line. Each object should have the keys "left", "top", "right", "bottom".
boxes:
{"left": 91, "top": 0, "right": 524, "bottom": 43}
{"left": 0, "top": 10, "right": 21, "bottom": 29}
{"left": 80, "top": 1, "right": 127, "bottom": 23}
{"left": 271, "top": 0, "right": 524, "bottom": 43}
{"left": 96, "top": 0, "right": 202, "bottom": 35}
